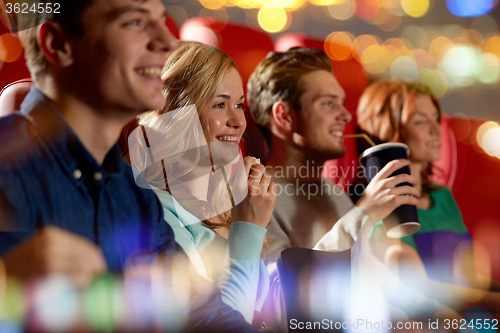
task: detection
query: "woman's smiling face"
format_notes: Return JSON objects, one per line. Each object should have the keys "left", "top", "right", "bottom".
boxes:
{"left": 199, "top": 67, "right": 246, "bottom": 146}
{"left": 401, "top": 94, "right": 442, "bottom": 163}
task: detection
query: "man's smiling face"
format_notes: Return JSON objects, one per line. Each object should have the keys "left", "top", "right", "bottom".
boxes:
{"left": 295, "top": 70, "right": 352, "bottom": 161}
{"left": 69, "top": 0, "right": 177, "bottom": 114}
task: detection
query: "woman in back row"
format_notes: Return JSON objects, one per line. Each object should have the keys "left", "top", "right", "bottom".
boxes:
{"left": 357, "top": 79, "right": 500, "bottom": 313}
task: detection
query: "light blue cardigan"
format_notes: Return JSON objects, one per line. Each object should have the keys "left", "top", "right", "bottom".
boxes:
{"left": 153, "top": 188, "right": 270, "bottom": 324}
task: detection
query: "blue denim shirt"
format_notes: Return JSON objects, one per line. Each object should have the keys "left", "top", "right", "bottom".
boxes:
{"left": 0, "top": 87, "right": 259, "bottom": 332}
{"left": 0, "top": 86, "right": 176, "bottom": 271}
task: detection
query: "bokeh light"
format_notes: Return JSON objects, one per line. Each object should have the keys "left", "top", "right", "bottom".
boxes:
{"left": 481, "top": 127, "right": 500, "bottom": 156}
{"left": 31, "top": 276, "right": 80, "bottom": 332}
{"left": 325, "top": 0, "right": 355, "bottom": 20}
{"left": 352, "top": 34, "right": 381, "bottom": 62}
{"left": 428, "top": 36, "right": 454, "bottom": 65}
{"left": 442, "top": 24, "right": 466, "bottom": 41}
{"left": 412, "top": 48, "right": 434, "bottom": 69}
{"left": 181, "top": 26, "right": 218, "bottom": 45}
{"left": 442, "top": 45, "right": 481, "bottom": 87}
{"left": 419, "top": 68, "right": 449, "bottom": 98}
{"left": 0, "top": 34, "right": 23, "bottom": 63}
{"left": 401, "top": 0, "right": 429, "bottom": 17}
{"left": 390, "top": 56, "right": 419, "bottom": 81}
{"left": 199, "top": 0, "right": 226, "bottom": 10}
{"left": 0, "top": 278, "right": 24, "bottom": 324}
{"left": 361, "top": 44, "right": 390, "bottom": 74}
{"left": 446, "top": 0, "right": 496, "bottom": 17}
{"left": 231, "top": 0, "right": 258, "bottom": 9}
{"left": 471, "top": 15, "right": 498, "bottom": 38}
{"left": 457, "top": 29, "right": 484, "bottom": 45}
{"left": 377, "top": 13, "right": 401, "bottom": 32}
{"left": 199, "top": 8, "right": 229, "bottom": 31}
{"left": 83, "top": 274, "right": 125, "bottom": 333}
{"left": 354, "top": 0, "right": 381, "bottom": 20}
{"left": 273, "top": 0, "right": 299, "bottom": 6}
{"left": 419, "top": 30, "right": 441, "bottom": 51}
{"left": 484, "top": 36, "right": 500, "bottom": 59}
{"left": 476, "top": 121, "right": 500, "bottom": 152}
{"left": 324, "top": 31, "right": 354, "bottom": 60}
{"left": 258, "top": 5, "right": 288, "bottom": 33}
{"left": 477, "top": 53, "right": 500, "bottom": 85}
{"left": 383, "top": 37, "right": 411, "bottom": 63}
{"left": 309, "top": 0, "right": 342, "bottom": 5}
{"left": 166, "top": 6, "right": 188, "bottom": 26}
{"left": 372, "top": 3, "right": 402, "bottom": 31}
{"left": 276, "top": 0, "right": 308, "bottom": 10}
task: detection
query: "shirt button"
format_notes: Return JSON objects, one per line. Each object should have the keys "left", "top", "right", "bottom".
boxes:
{"left": 94, "top": 172, "right": 103, "bottom": 181}
{"left": 73, "top": 169, "right": 82, "bottom": 179}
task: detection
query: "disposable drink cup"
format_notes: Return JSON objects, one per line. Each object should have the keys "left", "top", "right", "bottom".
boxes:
{"left": 360, "top": 143, "right": 420, "bottom": 238}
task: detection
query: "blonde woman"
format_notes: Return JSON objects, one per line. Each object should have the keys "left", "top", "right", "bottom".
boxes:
{"left": 128, "top": 41, "right": 276, "bottom": 325}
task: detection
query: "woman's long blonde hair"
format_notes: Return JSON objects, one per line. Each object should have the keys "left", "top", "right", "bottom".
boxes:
{"left": 133, "top": 41, "right": 239, "bottom": 230}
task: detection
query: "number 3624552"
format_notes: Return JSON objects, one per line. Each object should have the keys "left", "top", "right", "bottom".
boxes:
{"left": 4, "top": 2, "right": 61, "bottom": 14}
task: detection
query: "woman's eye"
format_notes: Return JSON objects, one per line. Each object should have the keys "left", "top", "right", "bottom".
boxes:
{"left": 213, "top": 103, "right": 224, "bottom": 108}
{"left": 236, "top": 103, "right": 244, "bottom": 109}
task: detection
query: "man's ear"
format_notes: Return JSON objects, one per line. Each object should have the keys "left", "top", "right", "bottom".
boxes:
{"left": 270, "top": 101, "right": 297, "bottom": 138}
{"left": 37, "top": 22, "right": 74, "bottom": 68}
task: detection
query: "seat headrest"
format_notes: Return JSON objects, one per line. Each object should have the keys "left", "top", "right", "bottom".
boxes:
{"left": 0, "top": 79, "right": 33, "bottom": 117}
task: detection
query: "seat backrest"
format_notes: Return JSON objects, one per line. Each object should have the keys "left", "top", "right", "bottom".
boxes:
{"left": 166, "top": 16, "right": 180, "bottom": 39}
{"left": 277, "top": 247, "right": 351, "bottom": 330}
{"left": 0, "top": 78, "right": 33, "bottom": 117}
{"left": 444, "top": 117, "right": 500, "bottom": 280}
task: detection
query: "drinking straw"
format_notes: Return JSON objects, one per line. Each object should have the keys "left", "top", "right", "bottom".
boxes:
{"left": 344, "top": 133, "right": 376, "bottom": 147}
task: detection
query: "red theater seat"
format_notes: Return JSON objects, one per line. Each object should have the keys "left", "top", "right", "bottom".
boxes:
{"left": 0, "top": 78, "right": 32, "bottom": 117}
{"left": 274, "top": 33, "right": 369, "bottom": 189}
{"left": 0, "top": 23, "right": 31, "bottom": 91}
{"left": 166, "top": 16, "right": 180, "bottom": 39}
{"left": 441, "top": 117, "right": 500, "bottom": 280}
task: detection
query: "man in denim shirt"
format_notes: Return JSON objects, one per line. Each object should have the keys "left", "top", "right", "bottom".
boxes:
{"left": 0, "top": 0, "right": 259, "bottom": 331}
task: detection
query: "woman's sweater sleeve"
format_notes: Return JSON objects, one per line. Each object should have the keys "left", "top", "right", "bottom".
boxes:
{"left": 161, "top": 205, "right": 208, "bottom": 278}
{"left": 217, "top": 221, "right": 268, "bottom": 324}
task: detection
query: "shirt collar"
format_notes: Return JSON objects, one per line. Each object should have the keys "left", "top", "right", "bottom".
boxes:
{"left": 20, "top": 86, "right": 125, "bottom": 184}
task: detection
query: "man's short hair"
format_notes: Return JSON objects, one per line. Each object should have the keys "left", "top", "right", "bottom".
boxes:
{"left": 18, "top": 0, "right": 96, "bottom": 79}
{"left": 247, "top": 47, "right": 332, "bottom": 131}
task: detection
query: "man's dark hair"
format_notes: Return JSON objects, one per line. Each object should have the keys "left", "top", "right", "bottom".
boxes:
{"left": 247, "top": 47, "right": 332, "bottom": 134}
{"left": 18, "top": 0, "right": 96, "bottom": 79}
